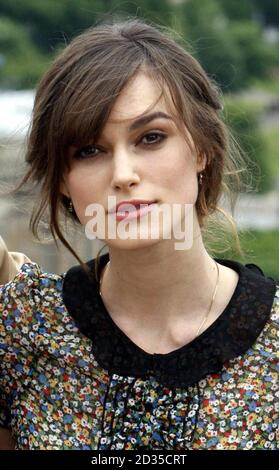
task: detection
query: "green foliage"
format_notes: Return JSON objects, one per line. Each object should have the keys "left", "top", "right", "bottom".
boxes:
{"left": 223, "top": 98, "right": 273, "bottom": 193}
{"left": 0, "top": 0, "right": 171, "bottom": 52}
{"left": 0, "top": 16, "right": 48, "bottom": 89}
{"left": 0, "top": 0, "right": 171, "bottom": 89}
{"left": 251, "top": 78, "right": 279, "bottom": 94}
{"left": 175, "top": 0, "right": 244, "bottom": 91}
{"left": 253, "top": 0, "right": 279, "bottom": 27}
{"left": 222, "top": 229, "right": 279, "bottom": 282}
{"left": 218, "top": 0, "right": 279, "bottom": 27}
{"left": 0, "top": 0, "right": 278, "bottom": 92}
{"left": 0, "top": 0, "right": 105, "bottom": 52}
{"left": 262, "top": 128, "right": 279, "bottom": 183}
{"left": 174, "top": 0, "right": 279, "bottom": 92}
{"left": 109, "top": 0, "right": 172, "bottom": 25}
{"left": 216, "top": 0, "right": 256, "bottom": 21}
{"left": 229, "top": 21, "right": 279, "bottom": 86}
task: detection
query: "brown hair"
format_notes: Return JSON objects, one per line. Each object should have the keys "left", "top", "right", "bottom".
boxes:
{"left": 15, "top": 17, "right": 251, "bottom": 280}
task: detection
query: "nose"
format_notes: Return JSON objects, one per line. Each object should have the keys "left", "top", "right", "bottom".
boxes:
{"left": 111, "top": 147, "right": 140, "bottom": 191}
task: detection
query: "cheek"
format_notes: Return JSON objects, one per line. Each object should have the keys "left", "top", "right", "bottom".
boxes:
{"left": 68, "top": 171, "right": 91, "bottom": 200}
{"left": 66, "top": 168, "right": 102, "bottom": 224}
{"left": 157, "top": 145, "right": 198, "bottom": 202}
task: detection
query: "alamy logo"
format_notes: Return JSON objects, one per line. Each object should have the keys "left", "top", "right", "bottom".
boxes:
{"left": 84, "top": 196, "right": 194, "bottom": 250}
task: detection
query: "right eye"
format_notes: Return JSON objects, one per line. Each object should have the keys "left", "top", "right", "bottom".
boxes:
{"left": 74, "top": 144, "right": 101, "bottom": 160}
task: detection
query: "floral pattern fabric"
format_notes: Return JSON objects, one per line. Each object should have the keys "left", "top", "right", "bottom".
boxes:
{"left": 0, "top": 258, "right": 278, "bottom": 450}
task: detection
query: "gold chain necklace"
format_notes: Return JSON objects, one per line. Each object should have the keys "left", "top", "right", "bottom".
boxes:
{"left": 194, "top": 260, "right": 219, "bottom": 337}
{"left": 99, "top": 261, "right": 110, "bottom": 298}
{"left": 99, "top": 260, "right": 220, "bottom": 338}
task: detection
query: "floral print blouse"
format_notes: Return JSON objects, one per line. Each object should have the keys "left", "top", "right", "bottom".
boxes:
{"left": 0, "top": 253, "right": 278, "bottom": 450}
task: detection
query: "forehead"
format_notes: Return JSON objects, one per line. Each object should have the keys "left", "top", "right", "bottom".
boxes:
{"left": 106, "top": 71, "right": 175, "bottom": 126}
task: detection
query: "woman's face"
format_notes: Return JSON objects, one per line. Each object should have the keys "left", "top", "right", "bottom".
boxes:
{"left": 61, "top": 71, "right": 206, "bottom": 249}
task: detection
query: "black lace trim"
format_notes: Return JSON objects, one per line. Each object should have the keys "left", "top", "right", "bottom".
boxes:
{"left": 62, "top": 253, "right": 276, "bottom": 388}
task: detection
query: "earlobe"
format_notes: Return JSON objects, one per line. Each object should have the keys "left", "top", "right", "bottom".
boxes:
{"left": 197, "top": 153, "right": 207, "bottom": 173}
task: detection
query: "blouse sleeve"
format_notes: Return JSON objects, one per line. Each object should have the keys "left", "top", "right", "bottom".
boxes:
{"left": 254, "top": 284, "right": 279, "bottom": 374}
{"left": 0, "top": 262, "right": 42, "bottom": 428}
{"left": 0, "top": 236, "right": 31, "bottom": 284}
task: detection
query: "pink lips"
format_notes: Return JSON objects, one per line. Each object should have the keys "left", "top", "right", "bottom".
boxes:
{"left": 108, "top": 199, "right": 156, "bottom": 214}
{"left": 108, "top": 200, "right": 158, "bottom": 221}
{"left": 116, "top": 202, "right": 157, "bottom": 221}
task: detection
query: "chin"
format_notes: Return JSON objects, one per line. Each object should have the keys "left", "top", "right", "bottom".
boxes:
{"left": 104, "top": 236, "right": 162, "bottom": 251}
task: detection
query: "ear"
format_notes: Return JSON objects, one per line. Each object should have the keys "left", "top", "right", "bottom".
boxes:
{"left": 60, "top": 179, "right": 70, "bottom": 198}
{"left": 197, "top": 152, "right": 207, "bottom": 173}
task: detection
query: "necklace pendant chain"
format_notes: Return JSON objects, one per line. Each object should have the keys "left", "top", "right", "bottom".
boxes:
{"left": 195, "top": 260, "right": 220, "bottom": 338}
{"left": 99, "top": 259, "right": 220, "bottom": 338}
{"left": 99, "top": 261, "right": 110, "bottom": 298}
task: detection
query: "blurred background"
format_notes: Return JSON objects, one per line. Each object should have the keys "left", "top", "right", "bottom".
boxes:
{"left": 0, "top": 0, "right": 278, "bottom": 279}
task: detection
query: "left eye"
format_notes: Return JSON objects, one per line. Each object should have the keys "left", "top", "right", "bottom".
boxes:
{"left": 141, "top": 132, "right": 166, "bottom": 145}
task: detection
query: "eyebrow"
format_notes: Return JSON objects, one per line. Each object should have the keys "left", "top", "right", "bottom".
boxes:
{"left": 128, "top": 111, "right": 173, "bottom": 131}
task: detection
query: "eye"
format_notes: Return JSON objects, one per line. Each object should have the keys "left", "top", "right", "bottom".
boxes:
{"left": 140, "top": 132, "right": 167, "bottom": 146}
{"left": 73, "top": 144, "right": 101, "bottom": 160}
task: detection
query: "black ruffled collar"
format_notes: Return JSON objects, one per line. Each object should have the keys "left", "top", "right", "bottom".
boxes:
{"left": 62, "top": 253, "right": 276, "bottom": 388}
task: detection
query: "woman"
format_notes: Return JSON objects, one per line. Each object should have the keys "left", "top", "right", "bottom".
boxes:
{"left": 0, "top": 18, "right": 278, "bottom": 450}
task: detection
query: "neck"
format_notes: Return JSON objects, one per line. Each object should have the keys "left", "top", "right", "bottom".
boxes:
{"left": 100, "top": 214, "right": 220, "bottom": 329}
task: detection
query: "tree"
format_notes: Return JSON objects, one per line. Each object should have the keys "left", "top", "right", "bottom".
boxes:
{"left": 230, "top": 21, "right": 278, "bottom": 86}
{"left": 0, "top": 16, "right": 47, "bottom": 89}
{"left": 224, "top": 99, "right": 272, "bottom": 193}
{"left": 0, "top": 0, "right": 172, "bottom": 52}
{"left": 216, "top": 0, "right": 256, "bottom": 22}
{"left": 174, "top": 0, "right": 246, "bottom": 91}
{"left": 253, "top": 0, "right": 279, "bottom": 27}
{"left": 0, "top": 0, "right": 105, "bottom": 52}
{"left": 173, "top": 0, "right": 279, "bottom": 92}
{"left": 0, "top": 0, "right": 172, "bottom": 89}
